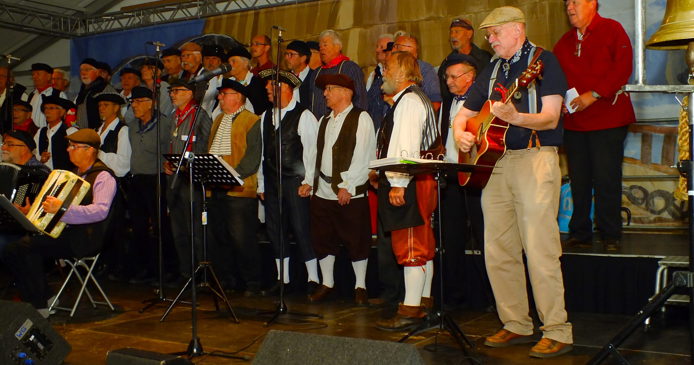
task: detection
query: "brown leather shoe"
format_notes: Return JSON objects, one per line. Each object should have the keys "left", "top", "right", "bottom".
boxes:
{"left": 529, "top": 338, "right": 573, "bottom": 358}
{"left": 561, "top": 237, "right": 591, "bottom": 248}
{"left": 484, "top": 329, "right": 534, "bottom": 348}
{"left": 375, "top": 304, "right": 426, "bottom": 332}
{"left": 308, "top": 284, "right": 334, "bottom": 302}
{"left": 420, "top": 296, "right": 434, "bottom": 314}
{"left": 355, "top": 288, "right": 368, "bottom": 306}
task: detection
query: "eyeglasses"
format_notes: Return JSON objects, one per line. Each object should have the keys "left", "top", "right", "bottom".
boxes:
{"left": 484, "top": 25, "right": 510, "bottom": 41}
{"left": 445, "top": 69, "right": 473, "bottom": 80}
{"left": 168, "top": 88, "right": 191, "bottom": 94}
{"left": 251, "top": 42, "right": 269, "bottom": 46}
{"left": 284, "top": 51, "right": 300, "bottom": 58}
{"left": 67, "top": 143, "right": 91, "bottom": 150}
{"left": 1, "top": 143, "right": 26, "bottom": 148}
{"left": 219, "top": 91, "right": 239, "bottom": 96}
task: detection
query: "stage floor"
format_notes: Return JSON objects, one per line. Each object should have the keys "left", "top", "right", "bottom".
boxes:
{"left": 41, "top": 279, "right": 691, "bottom": 364}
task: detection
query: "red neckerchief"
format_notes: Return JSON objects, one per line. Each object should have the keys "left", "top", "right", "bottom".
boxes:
{"left": 321, "top": 53, "right": 350, "bottom": 69}
{"left": 14, "top": 118, "right": 35, "bottom": 132}
{"left": 174, "top": 100, "right": 198, "bottom": 152}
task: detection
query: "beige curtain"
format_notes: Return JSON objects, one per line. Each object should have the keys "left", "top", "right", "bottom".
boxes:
{"left": 204, "top": 0, "right": 570, "bottom": 74}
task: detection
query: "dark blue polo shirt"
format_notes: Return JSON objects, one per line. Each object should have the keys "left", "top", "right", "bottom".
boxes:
{"left": 464, "top": 40, "right": 568, "bottom": 150}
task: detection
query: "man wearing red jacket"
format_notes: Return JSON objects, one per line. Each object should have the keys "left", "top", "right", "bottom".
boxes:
{"left": 554, "top": 0, "right": 635, "bottom": 250}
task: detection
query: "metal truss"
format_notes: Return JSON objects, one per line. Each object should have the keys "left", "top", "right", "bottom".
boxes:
{"left": 0, "top": 0, "right": 317, "bottom": 38}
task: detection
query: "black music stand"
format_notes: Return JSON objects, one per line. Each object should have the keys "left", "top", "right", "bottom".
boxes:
{"left": 372, "top": 160, "right": 492, "bottom": 360}
{"left": 160, "top": 153, "right": 242, "bottom": 324}
{"left": 0, "top": 195, "right": 40, "bottom": 233}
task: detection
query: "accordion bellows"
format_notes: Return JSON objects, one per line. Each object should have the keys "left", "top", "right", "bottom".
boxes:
{"left": 26, "top": 170, "right": 91, "bottom": 238}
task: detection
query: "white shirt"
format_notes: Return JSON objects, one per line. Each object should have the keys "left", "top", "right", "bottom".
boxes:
{"left": 385, "top": 87, "right": 426, "bottom": 187}
{"left": 33, "top": 123, "right": 78, "bottom": 169}
{"left": 97, "top": 117, "right": 132, "bottom": 177}
{"left": 292, "top": 65, "right": 311, "bottom": 103}
{"left": 29, "top": 87, "right": 67, "bottom": 128}
{"left": 211, "top": 72, "right": 255, "bottom": 121}
{"left": 308, "top": 104, "right": 376, "bottom": 200}
{"left": 257, "top": 98, "right": 318, "bottom": 194}
{"left": 444, "top": 98, "right": 465, "bottom": 163}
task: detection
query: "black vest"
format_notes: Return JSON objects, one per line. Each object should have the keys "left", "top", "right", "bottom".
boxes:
{"left": 298, "top": 68, "right": 316, "bottom": 109}
{"left": 39, "top": 123, "right": 74, "bottom": 170}
{"left": 366, "top": 65, "right": 387, "bottom": 131}
{"left": 65, "top": 160, "right": 116, "bottom": 257}
{"left": 314, "top": 107, "right": 368, "bottom": 196}
{"left": 100, "top": 121, "right": 127, "bottom": 154}
{"left": 262, "top": 104, "right": 306, "bottom": 178}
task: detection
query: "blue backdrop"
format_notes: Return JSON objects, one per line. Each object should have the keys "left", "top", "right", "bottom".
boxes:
{"left": 70, "top": 20, "right": 205, "bottom": 76}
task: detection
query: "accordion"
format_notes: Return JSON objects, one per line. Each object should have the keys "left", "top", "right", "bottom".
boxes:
{"left": 26, "top": 169, "right": 91, "bottom": 238}
{"left": 0, "top": 162, "right": 49, "bottom": 233}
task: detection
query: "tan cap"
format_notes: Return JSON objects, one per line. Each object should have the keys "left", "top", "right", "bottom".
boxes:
{"left": 479, "top": 6, "right": 525, "bottom": 29}
{"left": 66, "top": 129, "right": 101, "bottom": 149}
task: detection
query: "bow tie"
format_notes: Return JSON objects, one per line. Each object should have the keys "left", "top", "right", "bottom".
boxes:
{"left": 454, "top": 94, "right": 466, "bottom": 102}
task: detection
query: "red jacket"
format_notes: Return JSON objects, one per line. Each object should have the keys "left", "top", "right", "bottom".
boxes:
{"left": 554, "top": 13, "right": 636, "bottom": 131}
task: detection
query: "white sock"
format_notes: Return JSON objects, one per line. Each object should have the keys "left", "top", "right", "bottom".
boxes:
{"left": 275, "top": 258, "right": 290, "bottom": 284}
{"left": 352, "top": 259, "right": 368, "bottom": 289}
{"left": 305, "top": 258, "right": 319, "bottom": 283}
{"left": 422, "top": 260, "right": 434, "bottom": 298}
{"left": 318, "top": 255, "right": 335, "bottom": 288}
{"left": 403, "top": 265, "right": 426, "bottom": 307}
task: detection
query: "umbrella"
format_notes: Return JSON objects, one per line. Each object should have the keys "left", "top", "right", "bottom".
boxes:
{"left": 172, "top": 33, "right": 242, "bottom": 52}
{"left": 112, "top": 55, "right": 163, "bottom": 77}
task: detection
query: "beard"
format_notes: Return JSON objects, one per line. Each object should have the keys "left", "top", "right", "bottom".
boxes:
{"left": 381, "top": 76, "right": 396, "bottom": 95}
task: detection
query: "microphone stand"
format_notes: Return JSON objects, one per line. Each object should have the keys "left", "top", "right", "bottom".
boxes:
{"left": 139, "top": 41, "right": 174, "bottom": 313}
{"left": 261, "top": 25, "right": 321, "bottom": 327}
{"left": 3, "top": 54, "right": 18, "bottom": 134}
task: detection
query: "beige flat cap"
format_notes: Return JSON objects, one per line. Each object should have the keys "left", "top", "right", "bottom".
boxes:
{"left": 479, "top": 6, "right": 525, "bottom": 29}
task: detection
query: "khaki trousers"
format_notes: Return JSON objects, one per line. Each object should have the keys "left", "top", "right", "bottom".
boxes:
{"left": 482, "top": 147, "right": 573, "bottom": 344}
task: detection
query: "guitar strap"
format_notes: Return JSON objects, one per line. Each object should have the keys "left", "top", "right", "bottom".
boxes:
{"left": 487, "top": 45, "right": 545, "bottom": 148}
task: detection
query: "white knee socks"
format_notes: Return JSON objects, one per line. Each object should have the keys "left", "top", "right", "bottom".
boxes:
{"left": 318, "top": 255, "right": 335, "bottom": 288}
{"left": 403, "top": 265, "right": 426, "bottom": 307}
{"left": 352, "top": 259, "right": 368, "bottom": 289}
{"left": 275, "top": 257, "right": 290, "bottom": 284}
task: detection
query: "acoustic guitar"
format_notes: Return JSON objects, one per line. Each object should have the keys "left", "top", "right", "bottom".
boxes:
{"left": 457, "top": 60, "right": 545, "bottom": 188}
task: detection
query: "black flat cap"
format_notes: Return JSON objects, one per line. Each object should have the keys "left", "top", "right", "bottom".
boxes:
{"left": 96, "top": 62, "right": 112, "bottom": 75}
{"left": 94, "top": 91, "right": 126, "bottom": 105}
{"left": 13, "top": 99, "right": 32, "bottom": 112}
{"left": 315, "top": 74, "right": 355, "bottom": 93}
{"left": 286, "top": 40, "right": 311, "bottom": 59}
{"left": 168, "top": 79, "right": 195, "bottom": 91}
{"left": 306, "top": 41, "right": 319, "bottom": 51}
{"left": 5, "top": 130, "right": 37, "bottom": 151}
{"left": 444, "top": 53, "right": 479, "bottom": 73}
{"left": 226, "top": 46, "right": 252, "bottom": 60}
{"left": 81, "top": 58, "right": 100, "bottom": 69}
{"left": 217, "top": 78, "right": 248, "bottom": 97}
{"left": 162, "top": 47, "right": 182, "bottom": 57}
{"left": 119, "top": 67, "right": 142, "bottom": 79}
{"left": 129, "top": 86, "right": 153, "bottom": 100}
{"left": 31, "top": 63, "right": 53, "bottom": 73}
{"left": 41, "top": 94, "right": 75, "bottom": 111}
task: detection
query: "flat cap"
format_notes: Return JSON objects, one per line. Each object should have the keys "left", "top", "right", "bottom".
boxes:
{"left": 5, "top": 130, "right": 36, "bottom": 151}
{"left": 306, "top": 41, "right": 319, "bottom": 51}
{"left": 94, "top": 91, "right": 126, "bottom": 105}
{"left": 226, "top": 46, "right": 252, "bottom": 60}
{"left": 66, "top": 128, "right": 101, "bottom": 149}
{"left": 41, "top": 94, "right": 75, "bottom": 111}
{"left": 217, "top": 78, "right": 248, "bottom": 97}
{"left": 162, "top": 47, "right": 182, "bottom": 57}
{"left": 479, "top": 6, "right": 525, "bottom": 29}
{"left": 129, "top": 86, "right": 153, "bottom": 100}
{"left": 31, "top": 63, "right": 53, "bottom": 74}
{"left": 13, "top": 99, "right": 32, "bottom": 112}
{"left": 168, "top": 78, "right": 195, "bottom": 91}
{"left": 258, "top": 69, "right": 301, "bottom": 89}
{"left": 119, "top": 67, "right": 141, "bottom": 79}
{"left": 96, "top": 61, "right": 112, "bottom": 75}
{"left": 315, "top": 74, "right": 355, "bottom": 93}
{"left": 286, "top": 40, "right": 311, "bottom": 59}
{"left": 444, "top": 53, "right": 479, "bottom": 73}
{"left": 451, "top": 18, "right": 474, "bottom": 30}
{"left": 81, "top": 58, "right": 100, "bottom": 69}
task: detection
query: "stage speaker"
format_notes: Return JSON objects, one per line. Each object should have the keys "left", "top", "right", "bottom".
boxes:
{"left": 0, "top": 300, "right": 71, "bottom": 365}
{"left": 106, "top": 348, "right": 193, "bottom": 365}
{"left": 253, "top": 330, "right": 424, "bottom": 365}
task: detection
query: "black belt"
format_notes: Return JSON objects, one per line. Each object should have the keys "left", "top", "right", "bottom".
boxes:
{"left": 320, "top": 171, "right": 332, "bottom": 184}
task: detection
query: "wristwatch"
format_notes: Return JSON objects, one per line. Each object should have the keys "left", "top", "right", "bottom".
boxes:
{"left": 591, "top": 90, "right": 601, "bottom": 99}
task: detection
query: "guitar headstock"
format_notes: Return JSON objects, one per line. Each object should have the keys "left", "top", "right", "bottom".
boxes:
{"left": 518, "top": 60, "right": 544, "bottom": 88}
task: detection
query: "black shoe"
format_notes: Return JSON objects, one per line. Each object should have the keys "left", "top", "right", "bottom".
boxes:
{"left": 262, "top": 281, "right": 290, "bottom": 296}
{"left": 603, "top": 238, "right": 621, "bottom": 251}
{"left": 306, "top": 281, "right": 320, "bottom": 295}
{"left": 128, "top": 270, "right": 155, "bottom": 285}
{"left": 561, "top": 237, "right": 591, "bottom": 249}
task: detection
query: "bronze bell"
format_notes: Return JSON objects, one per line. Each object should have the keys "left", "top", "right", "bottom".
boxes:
{"left": 646, "top": 0, "right": 694, "bottom": 50}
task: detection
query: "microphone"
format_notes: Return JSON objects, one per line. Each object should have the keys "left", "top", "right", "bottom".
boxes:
{"left": 191, "top": 63, "right": 231, "bottom": 83}
{"left": 272, "top": 25, "right": 286, "bottom": 31}
{"left": 146, "top": 41, "right": 166, "bottom": 47}
{"left": 2, "top": 54, "right": 21, "bottom": 62}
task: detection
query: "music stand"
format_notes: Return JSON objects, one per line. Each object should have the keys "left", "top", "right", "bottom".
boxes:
{"left": 160, "top": 153, "right": 242, "bottom": 324}
{"left": 372, "top": 160, "right": 492, "bottom": 359}
{"left": 0, "top": 195, "right": 40, "bottom": 233}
